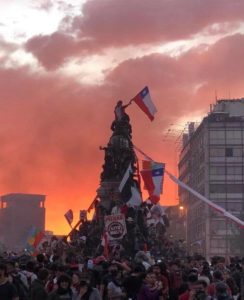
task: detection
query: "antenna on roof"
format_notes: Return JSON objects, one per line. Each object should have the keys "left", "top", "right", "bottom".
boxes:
{"left": 215, "top": 90, "right": 218, "bottom": 102}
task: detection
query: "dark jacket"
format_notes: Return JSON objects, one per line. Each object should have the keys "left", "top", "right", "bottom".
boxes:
{"left": 47, "top": 289, "right": 72, "bottom": 300}
{"left": 137, "top": 284, "right": 161, "bottom": 300}
{"left": 30, "top": 279, "right": 48, "bottom": 300}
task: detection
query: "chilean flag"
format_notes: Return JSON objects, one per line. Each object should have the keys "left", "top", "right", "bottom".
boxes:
{"left": 140, "top": 161, "right": 165, "bottom": 204}
{"left": 131, "top": 86, "right": 157, "bottom": 121}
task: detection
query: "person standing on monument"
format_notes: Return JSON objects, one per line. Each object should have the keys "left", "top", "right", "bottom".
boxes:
{"left": 114, "top": 100, "right": 132, "bottom": 121}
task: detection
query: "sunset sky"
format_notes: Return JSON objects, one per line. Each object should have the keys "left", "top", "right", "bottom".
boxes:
{"left": 1, "top": 0, "right": 244, "bottom": 234}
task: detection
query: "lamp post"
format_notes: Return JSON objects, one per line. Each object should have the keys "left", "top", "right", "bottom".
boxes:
{"left": 179, "top": 205, "right": 187, "bottom": 250}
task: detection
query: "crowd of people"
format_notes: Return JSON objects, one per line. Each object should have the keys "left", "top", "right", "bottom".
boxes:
{"left": 0, "top": 236, "right": 243, "bottom": 300}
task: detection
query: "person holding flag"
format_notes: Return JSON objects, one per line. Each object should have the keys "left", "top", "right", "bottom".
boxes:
{"left": 114, "top": 100, "right": 132, "bottom": 121}
{"left": 114, "top": 86, "right": 157, "bottom": 122}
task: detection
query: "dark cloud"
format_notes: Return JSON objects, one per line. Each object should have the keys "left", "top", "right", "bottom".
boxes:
{"left": 25, "top": 0, "right": 244, "bottom": 69}
{"left": 25, "top": 32, "right": 79, "bottom": 70}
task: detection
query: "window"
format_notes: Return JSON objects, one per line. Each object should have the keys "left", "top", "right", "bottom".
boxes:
{"left": 226, "top": 184, "right": 243, "bottom": 193}
{"left": 210, "top": 184, "right": 243, "bottom": 193}
{"left": 226, "top": 130, "right": 242, "bottom": 144}
{"left": 210, "top": 148, "right": 225, "bottom": 157}
{"left": 226, "top": 130, "right": 242, "bottom": 139}
{"left": 233, "top": 148, "right": 242, "bottom": 156}
{"left": 227, "top": 202, "right": 243, "bottom": 211}
{"left": 210, "top": 130, "right": 225, "bottom": 144}
{"left": 226, "top": 148, "right": 243, "bottom": 157}
{"left": 2, "top": 202, "right": 7, "bottom": 208}
{"left": 226, "top": 148, "right": 233, "bottom": 157}
{"left": 211, "top": 239, "right": 226, "bottom": 248}
{"left": 210, "top": 166, "right": 225, "bottom": 175}
{"left": 227, "top": 166, "right": 242, "bottom": 175}
{"left": 210, "top": 184, "right": 226, "bottom": 193}
{"left": 211, "top": 220, "right": 226, "bottom": 230}
{"left": 210, "top": 131, "right": 225, "bottom": 139}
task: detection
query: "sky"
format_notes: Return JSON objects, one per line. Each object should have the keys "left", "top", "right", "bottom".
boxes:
{"left": 0, "top": 0, "right": 244, "bottom": 234}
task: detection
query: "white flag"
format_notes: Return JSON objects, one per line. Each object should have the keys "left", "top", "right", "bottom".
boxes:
{"left": 127, "top": 186, "right": 142, "bottom": 207}
{"left": 119, "top": 164, "right": 132, "bottom": 192}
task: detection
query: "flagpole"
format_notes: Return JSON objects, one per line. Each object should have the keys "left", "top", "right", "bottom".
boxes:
{"left": 66, "top": 195, "right": 99, "bottom": 239}
{"left": 68, "top": 223, "right": 73, "bottom": 230}
{"left": 66, "top": 220, "right": 82, "bottom": 240}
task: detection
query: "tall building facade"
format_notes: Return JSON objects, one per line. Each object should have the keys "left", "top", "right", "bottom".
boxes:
{"left": 0, "top": 193, "right": 45, "bottom": 251}
{"left": 165, "top": 205, "right": 187, "bottom": 242}
{"left": 179, "top": 99, "right": 244, "bottom": 259}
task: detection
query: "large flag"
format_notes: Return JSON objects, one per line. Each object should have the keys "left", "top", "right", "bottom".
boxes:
{"left": 26, "top": 226, "right": 45, "bottom": 254}
{"left": 64, "top": 209, "right": 73, "bottom": 226}
{"left": 140, "top": 160, "right": 165, "bottom": 203}
{"left": 119, "top": 163, "right": 133, "bottom": 192}
{"left": 131, "top": 86, "right": 157, "bottom": 121}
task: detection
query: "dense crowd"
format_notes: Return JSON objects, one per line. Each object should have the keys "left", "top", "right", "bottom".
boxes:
{"left": 0, "top": 236, "right": 243, "bottom": 300}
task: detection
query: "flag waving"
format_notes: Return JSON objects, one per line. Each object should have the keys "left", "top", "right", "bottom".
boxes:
{"left": 26, "top": 226, "right": 45, "bottom": 254}
{"left": 140, "top": 160, "right": 165, "bottom": 203}
{"left": 64, "top": 209, "right": 73, "bottom": 226}
{"left": 131, "top": 86, "right": 157, "bottom": 121}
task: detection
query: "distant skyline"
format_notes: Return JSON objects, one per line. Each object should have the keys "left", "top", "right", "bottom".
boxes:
{"left": 0, "top": 0, "right": 244, "bottom": 234}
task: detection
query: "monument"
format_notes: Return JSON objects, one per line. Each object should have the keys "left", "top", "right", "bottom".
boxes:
{"left": 76, "top": 99, "right": 168, "bottom": 258}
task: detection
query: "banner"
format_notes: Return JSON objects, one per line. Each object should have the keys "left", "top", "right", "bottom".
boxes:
{"left": 119, "top": 163, "right": 132, "bottom": 192}
{"left": 104, "top": 214, "right": 127, "bottom": 241}
{"left": 165, "top": 170, "right": 244, "bottom": 228}
{"left": 134, "top": 145, "right": 244, "bottom": 228}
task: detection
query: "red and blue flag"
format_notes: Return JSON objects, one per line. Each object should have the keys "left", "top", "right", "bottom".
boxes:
{"left": 131, "top": 86, "right": 157, "bottom": 121}
{"left": 140, "top": 160, "right": 165, "bottom": 203}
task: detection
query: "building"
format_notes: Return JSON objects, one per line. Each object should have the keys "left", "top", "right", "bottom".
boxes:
{"left": 0, "top": 193, "right": 45, "bottom": 251}
{"left": 178, "top": 99, "right": 244, "bottom": 259}
{"left": 165, "top": 205, "right": 187, "bottom": 242}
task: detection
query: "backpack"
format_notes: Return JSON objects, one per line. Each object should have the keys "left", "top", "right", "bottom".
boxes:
{"left": 12, "top": 274, "right": 30, "bottom": 300}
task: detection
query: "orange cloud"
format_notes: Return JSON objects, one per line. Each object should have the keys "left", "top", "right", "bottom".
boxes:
{"left": 1, "top": 32, "right": 244, "bottom": 234}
